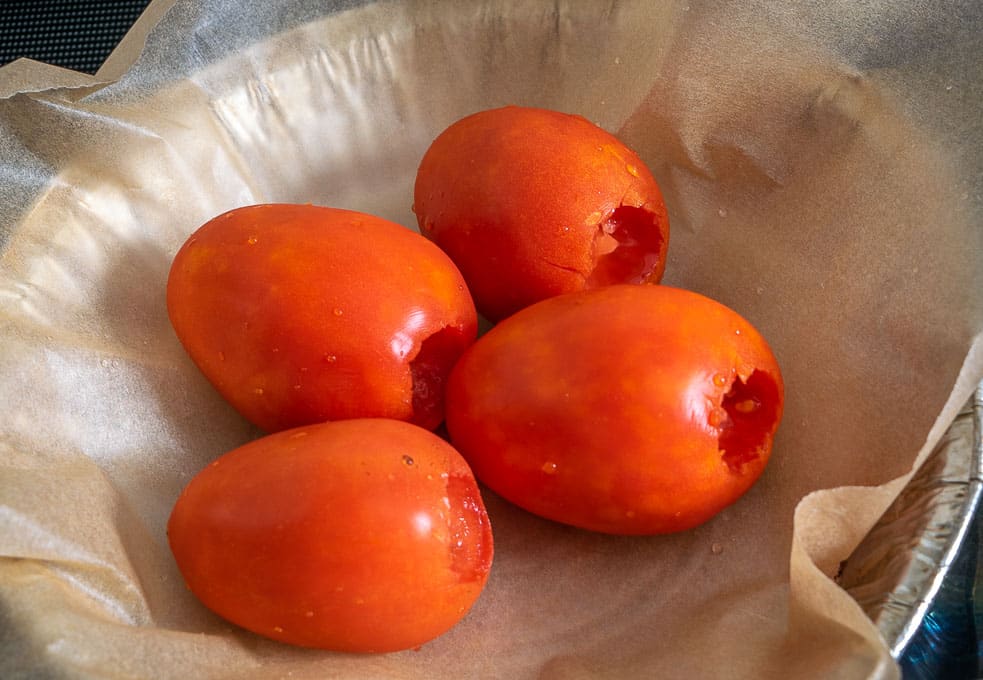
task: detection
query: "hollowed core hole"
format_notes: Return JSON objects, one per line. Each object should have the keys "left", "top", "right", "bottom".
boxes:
{"left": 587, "top": 205, "right": 664, "bottom": 287}
{"left": 410, "top": 326, "right": 466, "bottom": 431}
{"left": 718, "top": 370, "right": 781, "bottom": 472}
{"left": 445, "top": 473, "right": 494, "bottom": 583}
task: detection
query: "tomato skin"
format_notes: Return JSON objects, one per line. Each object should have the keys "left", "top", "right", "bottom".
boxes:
{"left": 413, "top": 106, "right": 669, "bottom": 321}
{"left": 445, "top": 285, "right": 784, "bottom": 535}
{"left": 166, "top": 204, "right": 477, "bottom": 432}
{"left": 167, "top": 418, "right": 493, "bottom": 652}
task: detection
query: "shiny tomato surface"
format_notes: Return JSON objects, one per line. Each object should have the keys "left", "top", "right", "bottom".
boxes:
{"left": 166, "top": 204, "right": 477, "bottom": 432}
{"left": 413, "top": 105, "right": 669, "bottom": 321}
{"left": 445, "top": 285, "right": 784, "bottom": 535}
{"left": 167, "top": 418, "right": 493, "bottom": 652}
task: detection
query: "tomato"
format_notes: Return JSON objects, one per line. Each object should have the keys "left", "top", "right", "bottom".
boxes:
{"left": 413, "top": 105, "right": 669, "bottom": 321}
{"left": 445, "top": 285, "right": 784, "bottom": 535}
{"left": 167, "top": 418, "right": 493, "bottom": 652}
{"left": 166, "top": 204, "right": 477, "bottom": 432}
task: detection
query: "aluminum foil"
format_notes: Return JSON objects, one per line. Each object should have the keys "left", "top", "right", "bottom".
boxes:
{"left": 842, "top": 386, "right": 983, "bottom": 658}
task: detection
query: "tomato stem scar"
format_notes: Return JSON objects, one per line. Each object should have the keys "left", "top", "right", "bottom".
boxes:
{"left": 409, "top": 325, "right": 468, "bottom": 431}
{"left": 718, "top": 370, "right": 781, "bottom": 472}
{"left": 587, "top": 205, "right": 664, "bottom": 287}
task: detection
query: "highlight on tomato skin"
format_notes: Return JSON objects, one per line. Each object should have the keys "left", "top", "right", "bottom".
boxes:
{"left": 413, "top": 105, "right": 670, "bottom": 322}
{"left": 444, "top": 284, "right": 785, "bottom": 536}
{"left": 166, "top": 418, "right": 494, "bottom": 653}
{"left": 166, "top": 204, "right": 477, "bottom": 433}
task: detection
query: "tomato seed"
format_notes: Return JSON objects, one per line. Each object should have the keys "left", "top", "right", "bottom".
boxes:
{"left": 734, "top": 398, "right": 760, "bottom": 414}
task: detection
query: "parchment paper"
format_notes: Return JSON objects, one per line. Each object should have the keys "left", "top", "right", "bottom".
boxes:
{"left": 1, "top": 1, "right": 982, "bottom": 678}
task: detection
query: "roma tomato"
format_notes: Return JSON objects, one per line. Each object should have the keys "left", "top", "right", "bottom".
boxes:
{"left": 166, "top": 204, "right": 477, "bottom": 432}
{"left": 167, "top": 418, "right": 493, "bottom": 652}
{"left": 445, "top": 285, "right": 784, "bottom": 535}
{"left": 413, "top": 105, "right": 669, "bottom": 321}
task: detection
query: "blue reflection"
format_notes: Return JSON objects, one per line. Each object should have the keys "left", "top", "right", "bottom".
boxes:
{"left": 899, "top": 511, "right": 980, "bottom": 679}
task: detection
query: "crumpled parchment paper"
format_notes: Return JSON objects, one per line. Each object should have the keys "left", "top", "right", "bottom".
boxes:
{"left": 1, "top": 1, "right": 981, "bottom": 678}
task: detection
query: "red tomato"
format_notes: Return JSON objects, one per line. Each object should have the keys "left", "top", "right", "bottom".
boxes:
{"left": 166, "top": 204, "right": 477, "bottom": 432}
{"left": 445, "top": 285, "right": 784, "bottom": 535}
{"left": 167, "top": 418, "right": 493, "bottom": 652}
{"left": 413, "top": 105, "right": 669, "bottom": 321}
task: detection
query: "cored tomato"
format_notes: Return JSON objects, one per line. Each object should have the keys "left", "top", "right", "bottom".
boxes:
{"left": 413, "top": 105, "right": 669, "bottom": 321}
{"left": 166, "top": 204, "right": 477, "bottom": 432}
{"left": 167, "top": 418, "right": 493, "bottom": 652}
{"left": 445, "top": 285, "right": 784, "bottom": 535}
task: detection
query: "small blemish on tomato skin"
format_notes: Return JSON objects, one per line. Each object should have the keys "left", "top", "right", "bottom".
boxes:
{"left": 584, "top": 210, "right": 604, "bottom": 226}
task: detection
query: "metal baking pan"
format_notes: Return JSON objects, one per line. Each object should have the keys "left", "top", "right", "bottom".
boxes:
{"left": 841, "top": 385, "right": 982, "bottom": 659}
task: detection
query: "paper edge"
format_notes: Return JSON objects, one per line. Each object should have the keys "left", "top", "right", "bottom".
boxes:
{"left": 787, "top": 332, "right": 983, "bottom": 675}
{"left": 0, "top": 59, "right": 105, "bottom": 99}
{"left": 96, "top": 0, "right": 180, "bottom": 82}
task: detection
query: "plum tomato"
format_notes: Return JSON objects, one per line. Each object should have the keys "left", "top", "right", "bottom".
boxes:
{"left": 167, "top": 418, "right": 494, "bottom": 653}
{"left": 166, "top": 204, "right": 477, "bottom": 432}
{"left": 413, "top": 105, "right": 669, "bottom": 321}
{"left": 444, "top": 285, "right": 784, "bottom": 535}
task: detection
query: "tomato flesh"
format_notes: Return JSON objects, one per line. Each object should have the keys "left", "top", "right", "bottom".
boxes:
{"left": 719, "top": 370, "right": 783, "bottom": 471}
{"left": 589, "top": 205, "right": 666, "bottom": 287}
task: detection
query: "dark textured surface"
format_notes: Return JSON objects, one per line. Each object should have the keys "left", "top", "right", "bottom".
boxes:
{"left": 0, "top": 0, "right": 151, "bottom": 74}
